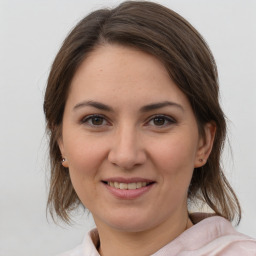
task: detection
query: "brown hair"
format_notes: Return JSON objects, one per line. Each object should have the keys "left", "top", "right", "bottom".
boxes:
{"left": 44, "top": 1, "right": 241, "bottom": 224}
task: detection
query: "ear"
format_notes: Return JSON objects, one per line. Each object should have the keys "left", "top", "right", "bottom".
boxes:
{"left": 194, "top": 122, "right": 216, "bottom": 168}
{"left": 58, "top": 137, "right": 69, "bottom": 168}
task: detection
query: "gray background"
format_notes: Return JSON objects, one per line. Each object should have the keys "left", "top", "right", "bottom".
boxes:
{"left": 1, "top": 0, "right": 255, "bottom": 255}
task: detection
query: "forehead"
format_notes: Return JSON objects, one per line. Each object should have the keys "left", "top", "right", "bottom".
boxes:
{"left": 68, "top": 44, "right": 189, "bottom": 108}
{"left": 72, "top": 44, "right": 168, "bottom": 85}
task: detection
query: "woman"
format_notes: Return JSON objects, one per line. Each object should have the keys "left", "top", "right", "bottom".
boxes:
{"left": 44, "top": 1, "right": 256, "bottom": 255}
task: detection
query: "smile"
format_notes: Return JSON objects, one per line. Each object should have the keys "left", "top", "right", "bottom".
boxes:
{"left": 107, "top": 181, "right": 149, "bottom": 190}
{"left": 102, "top": 178, "right": 155, "bottom": 199}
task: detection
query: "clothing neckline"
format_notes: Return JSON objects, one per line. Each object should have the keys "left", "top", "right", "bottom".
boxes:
{"left": 87, "top": 213, "right": 237, "bottom": 255}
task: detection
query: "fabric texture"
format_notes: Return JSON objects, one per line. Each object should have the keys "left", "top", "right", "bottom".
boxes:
{"left": 57, "top": 214, "right": 256, "bottom": 256}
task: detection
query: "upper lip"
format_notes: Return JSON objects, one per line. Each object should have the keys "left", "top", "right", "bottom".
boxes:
{"left": 102, "top": 177, "right": 155, "bottom": 183}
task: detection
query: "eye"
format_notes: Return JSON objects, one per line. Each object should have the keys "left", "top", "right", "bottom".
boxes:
{"left": 147, "top": 115, "right": 176, "bottom": 127}
{"left": 81, "top": 114, "right": 109, "bottom": 127}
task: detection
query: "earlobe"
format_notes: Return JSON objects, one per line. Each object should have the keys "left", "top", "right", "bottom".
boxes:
{"left": 58, "top": 138, "right": 69, "bottom": 168}
{"left": 61, "top": 158, "right": 69, "bottom": 168}
{"left": 194, "top": 122, "right": 216, "bottom": 168}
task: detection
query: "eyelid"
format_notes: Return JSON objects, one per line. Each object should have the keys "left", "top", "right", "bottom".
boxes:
{"left": 145, "top": 114, "right": 177, "bottom": 127}
{"left": 80, "top": 113, "right": 176, "bottom": 128}
{"left": 81, "top": 114, "right": 111, "bottom": 126}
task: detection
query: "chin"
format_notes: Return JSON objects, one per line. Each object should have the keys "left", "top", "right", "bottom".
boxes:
{"left": 98, "top": 211, "right": 159, "bottom": 233}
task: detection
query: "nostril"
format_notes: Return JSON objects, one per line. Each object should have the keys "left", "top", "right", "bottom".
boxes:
{"left": 108, "top": 149, "right": 147, "bottom": 170}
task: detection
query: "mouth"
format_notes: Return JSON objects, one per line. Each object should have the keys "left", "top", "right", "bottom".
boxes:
{"left": 102, "top": 181, "right": 154, "bottom": 190}
{"left": 102, "top": 179, "right": 155, "bottom": 199}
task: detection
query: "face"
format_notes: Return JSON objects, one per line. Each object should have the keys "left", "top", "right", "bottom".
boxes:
{"left": 59, "top": 44, "right": 213, "bottom": 233}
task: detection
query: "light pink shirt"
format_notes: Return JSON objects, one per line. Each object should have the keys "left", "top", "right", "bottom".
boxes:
{"left": 58, "top": 215, "right": 256, "bottom": 255}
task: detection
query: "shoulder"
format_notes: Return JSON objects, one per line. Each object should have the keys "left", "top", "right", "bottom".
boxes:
{"left": 185, "top": 214, "right": 256, "bottom": 255}
{"left": 154, "top": 214, "right": 256, "bottom": 255}
{"left": 210, "top": 238, "right": 256, "bottom": 255}
{"left": 192, "top": 233, "right": 256, "bottom": 255}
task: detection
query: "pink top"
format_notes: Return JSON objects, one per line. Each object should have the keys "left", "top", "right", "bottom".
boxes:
{"left": 58, "top": 214, "right": 256, "bottom": 255}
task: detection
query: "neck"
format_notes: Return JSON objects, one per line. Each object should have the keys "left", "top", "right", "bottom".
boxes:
{"left": 95, "top": 211, "right": 193, "bottom": 256}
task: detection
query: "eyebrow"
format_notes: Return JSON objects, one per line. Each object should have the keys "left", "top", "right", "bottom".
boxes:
{"left": 140, "top": 101, "right": 184, "bottom": 112}
{"left": 73, "top": 100, "right": 114, "bottom": 112}
{"left": 73, "top": 100, "right": 184, "bottom": 112}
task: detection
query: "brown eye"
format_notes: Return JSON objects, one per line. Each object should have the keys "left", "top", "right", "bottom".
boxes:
{"left": 82, "top": 115, "right": 108, "bottom": 127}
{"left": 153, "top": 117, "right": 166, "bottom": 126}
{"left": 147, "top": 115, "right": 176, "bottom": 128}
{"left": 91, "top": 116, "right": 104, "bottom": 125}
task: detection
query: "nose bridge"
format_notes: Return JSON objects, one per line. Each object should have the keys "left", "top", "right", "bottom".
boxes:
{"left": 108, "top": 122, "right": 145, "bottom": 169}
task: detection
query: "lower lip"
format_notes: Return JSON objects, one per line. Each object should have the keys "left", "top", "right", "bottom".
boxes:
{"left": 103, "top": 183, "right": 154, "bottom": 200}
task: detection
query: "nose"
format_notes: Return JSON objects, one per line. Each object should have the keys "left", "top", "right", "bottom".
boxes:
{"left": 108, "top": 126, "right": 147, "bottom": 170}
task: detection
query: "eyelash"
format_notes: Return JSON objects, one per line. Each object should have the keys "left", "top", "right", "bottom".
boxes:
{"left": 145, "top": 115, "right": 176, "bottom": 128}
{"left": 81, "top": 114, "right": 109, "bottom": 127}
{"left": 80, "top": 114, "right": 176, "bottom": 128}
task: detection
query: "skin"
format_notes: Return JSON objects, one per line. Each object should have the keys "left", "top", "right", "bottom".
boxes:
{"left": 59, "top": 44, "right": 215, "bottom": 256}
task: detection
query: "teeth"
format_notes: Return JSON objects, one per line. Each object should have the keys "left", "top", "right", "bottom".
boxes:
{"left": 120, "top": 183, "right": 128, "bottom": 189}
{"left": 108, "top": 181, "right": 149, "bottom": 190}
{"left": 128, "top": 183, "right": 136, "bottom": 189}
{"left": 136, "top": 182, "right": 142, "bottom": 189}
{"left": 114, "top": 182, "right": 120, "bottom": 189}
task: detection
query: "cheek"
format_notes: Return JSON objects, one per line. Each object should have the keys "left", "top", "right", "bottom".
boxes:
{"left": 152, "top": 135, "right": 198, "bottom": 170}
{"left": 149, "top": 132, "right": 198, "bottom": 191}
{"left": 64, "top": 136, "right": 108, "bottom": 197}
{"left": 65, "top": 133, "right": 106, "bottom": 172}
{"left": 66, "top": 145, "right": 104, "bottom": 210}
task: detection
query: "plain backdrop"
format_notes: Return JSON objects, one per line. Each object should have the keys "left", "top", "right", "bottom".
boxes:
{"left": 0, "top": 0, "right": 256, "bottom": 255}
